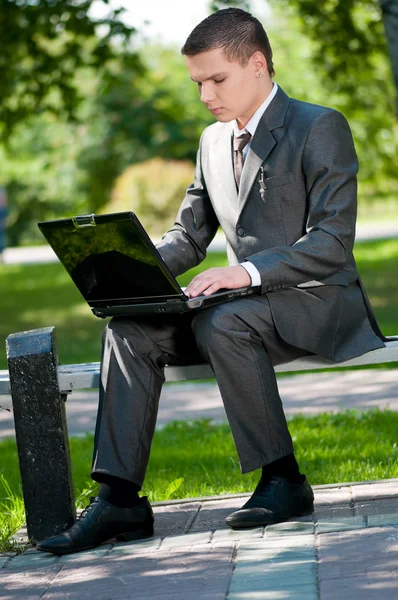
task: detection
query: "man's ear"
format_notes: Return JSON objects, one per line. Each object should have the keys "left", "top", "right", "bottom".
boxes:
{"left": 251, "top": 51, "right": 267, "bottom": 76}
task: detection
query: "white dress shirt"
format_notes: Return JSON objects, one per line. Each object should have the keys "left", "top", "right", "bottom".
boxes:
{"left": 233, "top": 83, "right": 278, "bottom": 287}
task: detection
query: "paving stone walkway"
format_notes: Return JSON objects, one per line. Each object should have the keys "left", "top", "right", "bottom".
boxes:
{"left": 1, "top": 479, "right": 398, "bottom": 599}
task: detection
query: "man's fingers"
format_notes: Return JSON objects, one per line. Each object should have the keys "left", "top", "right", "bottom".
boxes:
{"left": 187, "top": 277, "right": 221, "bottom": 297}
{"left": 202, "top": 282, "right": 223, "bottom": 296}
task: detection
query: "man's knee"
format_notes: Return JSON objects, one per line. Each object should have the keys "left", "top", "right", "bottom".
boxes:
{"left": 191, "top": 304, "right": 246, "bottom": 354}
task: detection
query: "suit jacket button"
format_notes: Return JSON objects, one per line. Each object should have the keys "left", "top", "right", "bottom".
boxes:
{"left": 237, "top": 227, "right": 245, "bottom": 237}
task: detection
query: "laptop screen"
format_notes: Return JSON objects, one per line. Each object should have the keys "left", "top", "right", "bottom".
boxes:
{"left": 38, "top": 212, "right": 184, "bottom": 304}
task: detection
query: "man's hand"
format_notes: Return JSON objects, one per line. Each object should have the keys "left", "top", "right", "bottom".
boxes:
{"left": 185, "top": 266, "right": 251, "bottom": 297}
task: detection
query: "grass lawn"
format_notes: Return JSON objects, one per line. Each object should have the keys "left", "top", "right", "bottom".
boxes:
{"left": 1, "top": 410, "right": 398, "bottom": 552}
{"left": 0, "top": 238, "right": 398, "bottom": 370}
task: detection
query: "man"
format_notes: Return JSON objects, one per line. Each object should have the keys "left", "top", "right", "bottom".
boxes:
{"left": 37, "top": 8, "right": 384, "bottom": 555}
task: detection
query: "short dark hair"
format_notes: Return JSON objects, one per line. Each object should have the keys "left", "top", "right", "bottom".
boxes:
{"left": 181, "top": 8, "right": 275, "bottom": 77}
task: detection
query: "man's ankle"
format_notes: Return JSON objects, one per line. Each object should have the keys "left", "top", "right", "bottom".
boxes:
{"left": 261, "top": 453, "right": 305, "bottom": 485}
{"left": 97, "top": 475, "right": 141, "bottom": 508}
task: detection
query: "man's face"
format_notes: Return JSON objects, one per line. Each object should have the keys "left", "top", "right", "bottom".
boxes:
{"left": 185, "top": 47, "right": 266, "bottom": 128}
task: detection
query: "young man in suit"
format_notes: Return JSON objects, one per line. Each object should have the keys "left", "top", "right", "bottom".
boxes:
{"left": 37, "top": 8, "right": 384, "bottom": 554}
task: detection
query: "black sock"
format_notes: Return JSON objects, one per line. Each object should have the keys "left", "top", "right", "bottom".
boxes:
{"left": 261, "top": 453, "right": 305, "bottom": 484}
{"left": 97, "top": 475, "right": 141, "bottom": 508}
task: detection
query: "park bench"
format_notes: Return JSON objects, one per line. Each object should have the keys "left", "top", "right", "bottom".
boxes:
{"left": 1, "top": 326, "right": 398, "bottom": 542}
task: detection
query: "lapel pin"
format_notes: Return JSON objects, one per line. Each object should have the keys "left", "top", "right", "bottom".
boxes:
{"left": 259, "top": 166, "right": 267, "bottom": 200}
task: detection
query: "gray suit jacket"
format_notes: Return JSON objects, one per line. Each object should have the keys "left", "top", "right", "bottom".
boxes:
{"left": 157, "top": 86, "right": 384, "bottom": 361}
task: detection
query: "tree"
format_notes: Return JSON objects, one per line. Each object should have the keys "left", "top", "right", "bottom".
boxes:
{"left": 381, "top": 0, "right": 398, "bottom": 113}
{"left": 215, "top": 0, "right": 398, "bottom": 112}
{"left": 78, "top": 46, "right": 213, "bottom": 212}
{"left": 0, "top": 0, "right": 142, "bottom": 137}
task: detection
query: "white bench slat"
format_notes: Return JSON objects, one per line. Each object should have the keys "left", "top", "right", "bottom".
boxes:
{"left": 0, "top": 371, "right": 10, "bottom": 395}
{"left": 50, "top": 337, "right": 398, "bottom": 392}
{"left": 2, "top": 338, "right": 398, "bottom": 395}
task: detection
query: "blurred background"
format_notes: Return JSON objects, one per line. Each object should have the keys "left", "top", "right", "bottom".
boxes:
{"left": 0, "top": 0, "right": 397, "bottom": 368}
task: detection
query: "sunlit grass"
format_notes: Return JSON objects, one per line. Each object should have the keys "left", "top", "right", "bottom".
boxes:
{"left": 0, "top": 475, "right": 26, "bottom": 554}
{"left": 1, "top": 410, "right": 398, "bottom": 550}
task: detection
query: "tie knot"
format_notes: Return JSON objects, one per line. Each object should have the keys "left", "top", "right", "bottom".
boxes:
{"left": 233, "top": 132, "right": 252, "bottom": 153}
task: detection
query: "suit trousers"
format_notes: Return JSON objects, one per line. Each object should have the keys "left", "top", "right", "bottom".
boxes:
{"left": 91, "top": 294, "right": 310, "bottom": 487}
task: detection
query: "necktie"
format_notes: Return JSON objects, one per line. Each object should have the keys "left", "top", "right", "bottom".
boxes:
{"left": 233, "top": 132, "right": 252, "bottom": 188}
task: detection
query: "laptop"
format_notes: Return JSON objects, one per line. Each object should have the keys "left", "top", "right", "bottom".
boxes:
{"left": 38, "top": 211, "right": 260, "bottom": 318}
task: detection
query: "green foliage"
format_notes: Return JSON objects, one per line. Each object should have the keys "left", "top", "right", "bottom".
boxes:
{"left": 210, "top": 0, "right": 251, "bottom": 10}
{"left": 0, "top": 0, "right": 141, "bottom": 137}
{"left": 0, "top": 113, "right": 89, "bottom": 246}
{"left": 78, "top": 46, "right": 213, "bottom": 212}
{"left": 267, "top": 1, "right": 398, "bottom": 188}
{"left": 104, "top": 157, "right": 195, "bottom": 236}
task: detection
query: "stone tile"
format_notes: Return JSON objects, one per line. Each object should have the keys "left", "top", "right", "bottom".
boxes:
{"left": 351, "top": 481, "right": 398, "bottom": 502}
{"left": 314, "top": 504, "right": 354, "bottom": 519}
{"left": 5, "top": 552, "right": 62, "bottom": 570}
{"left": 230, "top": 577, "right": 318, "bottom": 592}
{"left": 228, "top": 583, "right": 318, "bottom": 600}
{"left": 0, "top": 563, "right": 63, "bottom": 600}
{"left": 236, "top": 548, "right": 316, "bottom": 566}
{"left": 319, "top": 571, "right": 398, "bottom": 600}
{"left": 354, "top": 498, "right": 398, "bottom": 516}
{"left": 188, "top": 498, "right": 243, "bottom": 532}
{"left": 153, "top": 502, "right": 201, "bottom": 537}
{"left": 141, "top": 594, "right": 226, "bottom": 600}
{"left": 41, "top": 545, "right": 234, "bottom": 599}
{"left": 317, "top": 526, "right": 398, "bottom": 584}
{"left": 317, "top": 516, "right": 365, "bottom": 534}
{"left": 212, "top": 527, "right": 263, "bottom": 542}
{"left": 235, "top": 536, "right": 316, "bottom": 567}
{"left": 168, "top": 542, "right": 213, "bottom": 554}
{"left": 314, "top": 486, "right": 352, "bottom": 505}
{"left": 110, "top": 536, "right": 161, "bottom": 554}
{"left": 233, "top": 559, "right": 317, "bottom": 583}
{"left": 265, "top": 521, "right": 315, "bottom": 537}
{"left": 0, "top": 557, "right": 11, "bottom": 568}
{"left": 160, "top": 531, "right": 212, "bottom": 548}
{"left": 61, "top": 544, "right": 113, "bottom": 562}
{"left": 239, "top": 534, "right": 315, "bottom": 550}
{"left": 368, "top": 513, "right": 398, "bottom": 528}
{"left": 319, "top": 556, "right": 398, "bottom": 581}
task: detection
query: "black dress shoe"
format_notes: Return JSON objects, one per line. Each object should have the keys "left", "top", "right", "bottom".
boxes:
{"left": 36, "top": 496, "right": 154, "bottom": 555}
{"left": 226, "top": 476, "right": 314, "bottom": 529}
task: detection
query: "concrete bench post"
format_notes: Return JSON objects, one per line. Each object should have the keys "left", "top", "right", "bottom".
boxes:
{"left": 6, "top": 327, "right": 76, "bottom": 542}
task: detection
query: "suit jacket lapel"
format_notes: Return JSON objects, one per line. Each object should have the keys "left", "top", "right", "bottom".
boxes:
{"left": 237, "top": 86, "right": 291, "bottom": 217}
{"left": 213, "top": 124, "right": 238, "bottom": 205}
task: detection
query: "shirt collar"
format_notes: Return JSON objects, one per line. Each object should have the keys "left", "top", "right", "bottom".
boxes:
{"left": 232, "top": 82, "right": 278, "bottom": 137}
